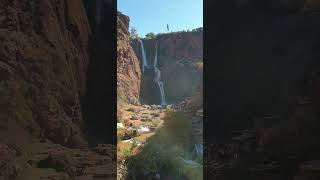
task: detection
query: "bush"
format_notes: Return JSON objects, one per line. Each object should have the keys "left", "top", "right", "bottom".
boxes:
{"left": 124, "top": 110, "right": 201, "bottom": 180}
{"left": 145, "top": 32, "right": 156, "bottom": 39}
{"left": 130, "top": 27, "right": 140, "bottom": 39}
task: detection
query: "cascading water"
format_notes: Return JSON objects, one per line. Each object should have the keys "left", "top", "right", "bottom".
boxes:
{"left": 153, "top": 41, "right": 167, "bottom": 105}
{"left": 153, "top": 41, "right": 158, "bottom": 67}
{"left": 140, "top": 39, "right": 167, "bottom": 105}
{"left": 140, "top": 40, "right": 148, "bottom": 73}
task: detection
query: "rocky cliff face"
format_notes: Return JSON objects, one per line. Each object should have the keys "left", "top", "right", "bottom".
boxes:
{"left": 132, "top": 31, "right": 203, "bottom": 104}
{"left": 0, "top": 0, "right": 117, "bottom": 179}
{"left": 0, "top": 0, "right": 91, "bottom": 148}
{"left": 117, "top": 12, "right": 141, "bottom": 105}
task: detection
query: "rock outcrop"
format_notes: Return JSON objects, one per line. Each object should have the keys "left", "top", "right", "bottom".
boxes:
{"left": 117, "top": 12, "right": 141, "bottom": 105}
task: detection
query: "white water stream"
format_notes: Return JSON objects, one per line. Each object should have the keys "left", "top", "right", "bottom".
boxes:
{"left": 153, "top": 41, "right": 167, "bottom": 105}
{"left": 140, "top": 40, "right": 148, "bottom": 73}
{"left": 139, "top": 40, "right": 167, "bottom": 105}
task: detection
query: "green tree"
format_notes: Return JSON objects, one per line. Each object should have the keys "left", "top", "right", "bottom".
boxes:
{"left": 192, "top": 27, "right": 203, "bottom": 32}
{"left": 130, "top": 27, "right": 139, "bottom": 39}
{"left": 145, "top": 32, "right": 156, "bottom": 39}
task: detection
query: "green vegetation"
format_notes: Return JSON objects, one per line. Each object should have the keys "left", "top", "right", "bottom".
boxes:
{"left": 130, "top": 27, "right": 140, "bottom": 39}
{"left": 124, "top": 110, "right": 202, "bottom": 180}
{"left": 139, "top": 27, "right": 203, "bottom": 41}
{"left": 145, "top": 32, "right": 156, "bottom": 39}
{"left": 118, "top": 141, "right": 137, "bottom": 158}
{"left": 157, "top": 27, "right": 203, "bottom": 37}
{"left": 192, "top": 27, "right": 203, "bottom": 32}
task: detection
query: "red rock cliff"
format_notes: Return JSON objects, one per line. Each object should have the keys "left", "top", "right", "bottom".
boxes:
{"left": 132, "top": 30, "right": 203, "bottom": 104}
{"left": 117, "top": 12, "right": 141, "bottom": 105}
{"left": 0, "top": 0, "right": 91, "bottom": 147}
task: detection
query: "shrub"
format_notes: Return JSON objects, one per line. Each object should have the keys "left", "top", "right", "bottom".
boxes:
{"left": 145, "top": 32, "right": 156, "bottom": 39}
{"left": 124, "top": 110, "right": 201, "bottom": 180}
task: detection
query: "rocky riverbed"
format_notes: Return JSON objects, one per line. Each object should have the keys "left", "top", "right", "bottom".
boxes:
{"left": 117, "top": 104, "right": 165, "bottom": 160}
{"left": 0, "top": 141, "right": 116, "bottom": 180}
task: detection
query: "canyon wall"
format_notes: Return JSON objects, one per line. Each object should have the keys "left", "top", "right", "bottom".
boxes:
{"left": 0, "top": 1, "right": 118, "bottom": 179}
{"left": 117, "top": 12, "right": 141, "bottom": 105}
{"left": 0, "top": 0, "right": 91, "bottom": 147}
{"left": 133, "top": 31, "right": 203, "bottom": 104}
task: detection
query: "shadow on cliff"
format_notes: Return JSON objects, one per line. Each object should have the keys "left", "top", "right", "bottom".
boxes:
{"left": 82, "top": 0, "right": 117, "bottom": 146}
{"left": 205, "top": 0, "right": 320, "bottom": 140}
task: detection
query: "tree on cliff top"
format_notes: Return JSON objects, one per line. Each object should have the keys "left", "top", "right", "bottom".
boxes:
{"left": 145, "top": 32, "right": 156, "bottom": 39}
{"left": 192, "top": 27, "right": 203, "bottom": 32}
{"left": 130, "top": 27, "right": 139, "bottom": 39}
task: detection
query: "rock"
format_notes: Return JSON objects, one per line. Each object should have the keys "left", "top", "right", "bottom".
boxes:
{"left": 130, "top": 115, "right": 139, "bottom": 120}
{"left": 143, "top": 105, "right": 151, "bottom": 109}
{"left": 66, "top": 135, "right": 89, "bottom": 149}
{"left": 117, "top": 123, "right": 124, "bottom": 129}
{"left": 117, "top": 128, "right": 140, "bottom": 140}
{"left": 38, "top": 153, "right": 74, "bottom": 172}
{"left": 151, "top": 112, "right": 160, "bottom": 117}
{"left": 0, "top": 0, "right": 90, "bottom": 146}
{"left": 84, "top": 163, "right": 116, "bottom": 178}
{"left": 92, "top": 144, "right": 116, "bottom": 158}
{"left": 29, "top": 141, "right": 115, "bottom": 178}
{"left": 138, "top": 126, "right": 151, "bottom": 134}
{"left": 150, "top": 105, "right": 160, "bottom": 110}
{"left": 0, "top": 144, "right": 19, "bottom": 179}
{"left": 126, "top": 108, "right": 136, "bottom": 112}
{"left": 117, "top": 12, "right": 141, "bottom": 104}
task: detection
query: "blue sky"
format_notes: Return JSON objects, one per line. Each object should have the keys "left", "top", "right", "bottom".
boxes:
{"left": 118, "top": 0, "right": 203, "bottom": 37}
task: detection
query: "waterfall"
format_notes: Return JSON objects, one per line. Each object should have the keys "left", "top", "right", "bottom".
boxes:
{"left": 194, "top": 144, "right": 203, "bottom": 158}
{"left": 153, "top": 41, "right": 158, "bottom": 67}
{"left": 153, "top": 41, "right": 167, "bottom": 105}
{"left": 158, "top": 81, "right": 167, "bottom": 105}
{"left": 154, "top": 67, "right": 161, "bottom": 82}
{"left": 140, "top": 40, "right": 148, "bottom": 73}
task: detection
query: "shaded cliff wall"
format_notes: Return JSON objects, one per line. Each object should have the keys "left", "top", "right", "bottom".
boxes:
{"left": 133, "top": 31, "right": 203, "bottom": 104}
{"left": 117, "top": 12, "right": 141, "bottom": 105}
{"left": 0, "top": 0, "right": 91, "bottom": 147}
{"left": 206, "top": 0, "right": 320, "bottom": 139}
{"left": 83, "top": 0, "right": 117, "bottom": 146}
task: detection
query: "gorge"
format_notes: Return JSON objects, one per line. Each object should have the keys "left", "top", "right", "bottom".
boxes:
{"left": 116, "top": 11, "right": 203, "bottom": 180}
